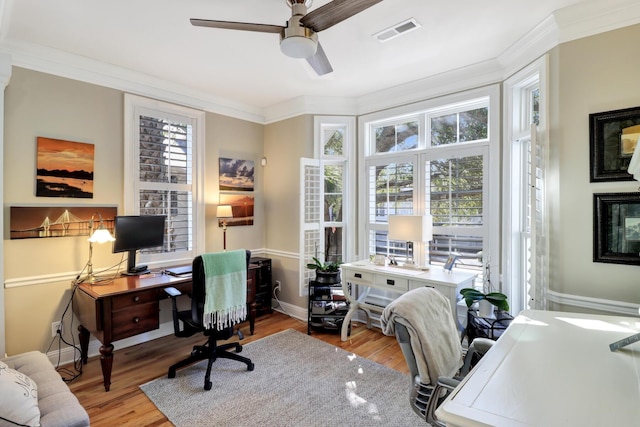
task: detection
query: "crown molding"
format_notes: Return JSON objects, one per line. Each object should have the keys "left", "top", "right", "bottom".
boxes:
{"left": 263, "top": 95, "right": 358, "bottom": 124}
{"left": 554, "top": 0, "right": 640, "bottom": 43}
{"left": 2, "top": 0, "right": 640, "bottom": 124}
{"left": 0, "top": 40, "right": 266, "bottom": 124}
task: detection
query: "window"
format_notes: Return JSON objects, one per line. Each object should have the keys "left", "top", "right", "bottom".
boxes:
{"left": 503, "top": 57, "right": 548, "bottom": 314}
{"left": 299, "top": 116, "right": 355, "bottom": 296}
{"left": 124, "top": 94, "right": 205, "bottom": 267}
{"left": 361, "top": 87, "right": 499, "bottom": 284}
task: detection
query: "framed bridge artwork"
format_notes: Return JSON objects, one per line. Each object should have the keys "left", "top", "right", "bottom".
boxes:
{"left": 9, "top": 205, "right": 117, "bottom": 240}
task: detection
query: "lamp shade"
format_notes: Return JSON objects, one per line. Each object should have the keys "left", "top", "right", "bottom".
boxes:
{"left": 388, "top": 215, "right": 433, "bottom": 242}
{"left": 217, "top": 205, "right": 233, "bottom": 218}
{"left": 88, "top": 228, "right": 115, "bottom": 243}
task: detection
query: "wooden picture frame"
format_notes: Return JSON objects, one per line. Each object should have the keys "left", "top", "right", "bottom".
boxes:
{"left": 593, "top": 192, "right": 640, "bottom": 265}
{"left": 589, "top": 107, "right": 640, "bottom": 182}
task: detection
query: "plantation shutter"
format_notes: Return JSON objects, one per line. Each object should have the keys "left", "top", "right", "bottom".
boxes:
{"left": 300, "top": 158, "right": 321, "bottom": 296}
{"left": 527, "top": 125, "right": 547, "bottom": 309}
{"left": 137, "top": 114, "right": 193, "bottom": 255}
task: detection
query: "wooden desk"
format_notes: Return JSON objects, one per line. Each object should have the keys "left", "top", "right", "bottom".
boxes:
{"left": 340, "top": 261, "right": 476, "bottom": 341}
{"left": 436, "top": 309, "right": 640, "bottom": 426}
{"left": 73, "top": 268, "right": 257, "bottom": 391}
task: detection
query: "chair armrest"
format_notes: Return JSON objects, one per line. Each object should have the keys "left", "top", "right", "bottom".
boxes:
{"left": 437, "top": 376, "right": 461, "bottom": 391}
{"left": 164, "top": 286, "right": 182, "bottom": 298}
{"left": 471, "top": 337, "right": 494, "bottom": 353}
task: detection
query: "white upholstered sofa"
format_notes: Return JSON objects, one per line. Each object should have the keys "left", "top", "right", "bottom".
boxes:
{"left": 0, "top": 351, "right": 89, "bottom": 427}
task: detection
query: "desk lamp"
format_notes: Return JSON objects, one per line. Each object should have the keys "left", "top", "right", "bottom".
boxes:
{"left": 217, "top": 205, "right": 233, "bottom": 251}
{"left": 87, "top": 213, "right": 115, "bottom": 283}
{"left": 388, "top": 214, "right": 433, "bottom": 267}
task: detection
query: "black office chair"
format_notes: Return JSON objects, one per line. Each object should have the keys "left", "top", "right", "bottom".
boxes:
{"left": 380, "top": 287, "right": 493, "bottom": 426}
{"left": 164, "top": 250, "right": 254, "bottom": 390}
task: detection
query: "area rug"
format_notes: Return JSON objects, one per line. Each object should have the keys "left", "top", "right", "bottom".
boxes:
{"left": 140, "top": 329, "right": 424, "bottom": 426}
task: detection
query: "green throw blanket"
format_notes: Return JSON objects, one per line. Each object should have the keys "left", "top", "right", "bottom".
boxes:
{"left": 202, "top": 249, "right": 247, "bottom": 330}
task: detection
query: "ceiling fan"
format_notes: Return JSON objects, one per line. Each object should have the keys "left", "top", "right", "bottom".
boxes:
{"left": 190, "top": 0, "right": 383, "bottom": 76}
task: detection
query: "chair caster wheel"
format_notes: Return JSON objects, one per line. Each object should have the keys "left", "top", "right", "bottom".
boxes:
{"left": 247, "top": 363, "right": 255, "bottom": 371}
{"left": 235, "top": 344, "right": 242, "bottom": 353}
{"left": 168, "top": 369, "right": 176, "bottom": 379}
{"left": 204, "top": 381, "right": 212, "bottom": 391}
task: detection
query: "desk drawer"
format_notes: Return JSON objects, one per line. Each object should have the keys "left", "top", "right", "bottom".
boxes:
{"left": 111, "top": 302, "right": 159, "bottom": 341}
{"left": 374, "top": 275, "right": 408, "bottom": 291}
{"left": 112, "top": 290, "right": 158, "bottom": 310}
{"left": 343, "top": 270, "right": 373, "bottom": 285}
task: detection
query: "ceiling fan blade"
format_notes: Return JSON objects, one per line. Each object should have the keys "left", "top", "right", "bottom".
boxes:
{"left": 190, "top": 18, "right": 283, "bottom": 34}
{"left": 301, "top": 0, "right": 383, "bottom": 32}
{"left": 306, "top": 42, "right": 333, "bottom": 75}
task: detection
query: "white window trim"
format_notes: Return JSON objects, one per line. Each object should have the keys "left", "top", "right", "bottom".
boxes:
{"left": 299, "top": 116, "right": 355, "bottom": 296}
{"left": 123, "top": 94, "right": 205, "bottom": 267}
{"left": 503, "top": 56, "right": 549, "bottom": 314}
{"left": 358, "top": 85, "right": 500, "bottom": 282}
{"left": 315, "top": 116, "right": 356, "bottom": 263}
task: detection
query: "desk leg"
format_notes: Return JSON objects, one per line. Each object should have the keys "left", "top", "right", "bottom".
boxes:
{"left": 249, "top": 302, "right": 256, "bottom": 335}
{"left": 78, "top": 325, "right": 90, "bottom": 364}
{"left": 99, "top": 343, "right": 114, "bottom": 392}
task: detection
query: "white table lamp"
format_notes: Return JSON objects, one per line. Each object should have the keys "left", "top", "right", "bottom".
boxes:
{"left": 388, "top": 214, "right": 433, "bottom": 266}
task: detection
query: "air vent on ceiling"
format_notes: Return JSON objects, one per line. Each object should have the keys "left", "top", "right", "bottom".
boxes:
{"left": 373, "top": 18, "right": 421, "bottom": 42}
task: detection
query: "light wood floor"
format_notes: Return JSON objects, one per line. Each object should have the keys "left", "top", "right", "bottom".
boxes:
{"left": 65, "top": 311, "right": 408, "bottom": 427}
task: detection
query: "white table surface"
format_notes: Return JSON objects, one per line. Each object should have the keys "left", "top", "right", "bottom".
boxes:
{"left": 339, "top": 261, "right": 476, "bottom": 341}
{"left": 436, "top": 309, "right": 640, "bottom": 426}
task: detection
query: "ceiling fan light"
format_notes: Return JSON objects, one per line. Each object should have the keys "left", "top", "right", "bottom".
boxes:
{"left": 280, "top": 35, "right": 317, "bottom": 59}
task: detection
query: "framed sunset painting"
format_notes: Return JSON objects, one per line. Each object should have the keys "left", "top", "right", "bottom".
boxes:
{"left": 36, "top": 137, "right": 95, "bottom": 198}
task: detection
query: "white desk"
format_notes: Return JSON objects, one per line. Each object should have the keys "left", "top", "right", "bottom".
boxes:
{"left": 340, "top": 261, "right": 476, "bottom": 342}
{"left": 436, "top": 309, "right": 640, "bottom": 426}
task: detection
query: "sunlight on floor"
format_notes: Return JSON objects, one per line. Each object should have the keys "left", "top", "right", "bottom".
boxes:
{"left": 344, "top": 380, "right": 382, "bottom": 421}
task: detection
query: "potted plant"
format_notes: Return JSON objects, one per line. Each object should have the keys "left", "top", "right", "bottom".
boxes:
{"left": 459, "top": 288, "right": 509, "bottom": 318}
{"left": 306, "top": 257, "right": 342, "bottom": 284}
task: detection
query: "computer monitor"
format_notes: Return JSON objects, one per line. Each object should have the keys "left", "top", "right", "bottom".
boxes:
{"left": 112, "top": 215, "right": 165, "bottom": 275}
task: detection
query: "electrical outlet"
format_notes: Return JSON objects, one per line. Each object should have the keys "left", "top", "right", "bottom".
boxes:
{"left": 51, "top": 321, "right": 63, "bottom": 338}
{"left": 274, "top": 280, "right": 281, "bottom": 292}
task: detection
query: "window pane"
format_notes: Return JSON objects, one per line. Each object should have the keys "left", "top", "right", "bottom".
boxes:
{"left": 429, "top": 155, "right": 483, "bottom": 226}
{"left": 324, "top": 164, "right": 343, "bottom": 221}
{"left": 429, "top": 234, "right": 482, "bottom": 270}
{"left": 368, "top": 162, "right": 414, "bottom": 223}
{"left": 460, "top": 108, "right": 489, "bottom": 142}
{"left": 431, "top": 108, "right": 488, "bottom": 146}
{"left": 367, "top": 229, "right": 412, "bottom": 261}
{"left": 531, "top": 89, "right": 540, "bottom": 126}
{"left": 431, "top": 113, "right": 457, "bottom": 145}
{"left": 139, "top": 191, "right": 192, "bottom": 254}
{"left": 324, "top": 226, "right": 343, "bottom": 264}
{"left": 139, "top": 115, "right": 191, "bottom": 185}
{"left": 323, "top": 129, "right": 343, "bottom": 156}
{"left": 374, "top": 121, "right": 418, "bottom": 153}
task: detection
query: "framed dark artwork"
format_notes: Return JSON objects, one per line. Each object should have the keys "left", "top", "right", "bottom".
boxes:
{"left": 9, "top": 205, "right": 117, "bottom": 240}
{"left": 589, "top": 107, "right": 640, "bottom": 182}
{"left": 593, "top": 193, "right": 640, "bottom": 265}
{"left": 219, "top": 157, "right": 254, "bottom": 191}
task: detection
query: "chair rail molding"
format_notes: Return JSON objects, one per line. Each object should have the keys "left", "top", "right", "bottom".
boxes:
{"left": 547, "top": 289, "right": 640, "bottom": 317}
